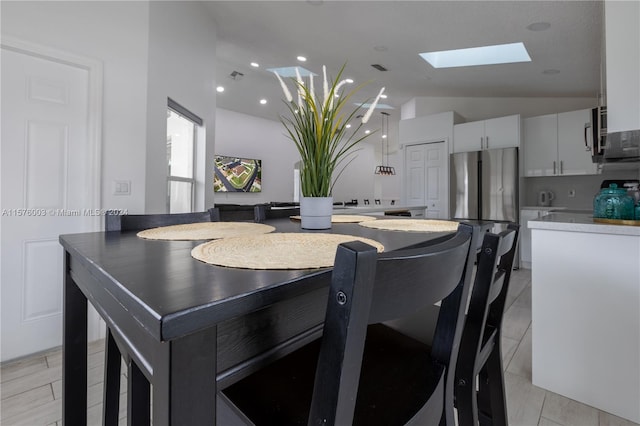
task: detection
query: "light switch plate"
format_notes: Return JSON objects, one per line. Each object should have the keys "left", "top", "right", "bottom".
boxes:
{"left": 113, "top": 180, "right": 131, "bottom": 196}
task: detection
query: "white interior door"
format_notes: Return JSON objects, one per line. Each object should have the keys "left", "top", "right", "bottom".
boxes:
{"left": 423, "top": 142, "right": 447, "bottom": 218}
{"left": 404, "top": 141, "right": 448, "bottom": 219}
{"left": 405, "top": 144, "right": 426, "bottom": 206}
{"left": 1, "top": 45, "right": 98, "bottom": 361}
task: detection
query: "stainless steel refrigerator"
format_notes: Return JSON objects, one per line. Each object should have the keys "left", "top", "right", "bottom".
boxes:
{"left": 450, "top": 147, "right": 519, "bottom": 223}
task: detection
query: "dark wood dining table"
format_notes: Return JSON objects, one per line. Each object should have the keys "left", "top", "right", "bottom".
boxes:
{"left": 60, "top": 217, "right": 457, "bottom": 425}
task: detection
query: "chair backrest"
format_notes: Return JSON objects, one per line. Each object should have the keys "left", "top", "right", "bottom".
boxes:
{"left": 457, "top": 224, "right": 520, "bottom": 373}
{"left": 105, "top": 210, "right": 218, "bottom": 232}
{"left": 254, "top": 204, "right": 300, "bottom": 222}
{"left": 213, "top": 204, "right": 266, "bottom": 222}
{"left": 308, "top": 226, "right": 474, "bottom": 425}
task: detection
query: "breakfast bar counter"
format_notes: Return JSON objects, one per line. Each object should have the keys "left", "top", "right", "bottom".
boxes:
{"left": 529, "top": 212, "right": 640, "bottom": 423}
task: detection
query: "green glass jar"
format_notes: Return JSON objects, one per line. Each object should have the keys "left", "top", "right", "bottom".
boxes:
{"left": 593, "top": 184, "right": 635, "bottom": 220}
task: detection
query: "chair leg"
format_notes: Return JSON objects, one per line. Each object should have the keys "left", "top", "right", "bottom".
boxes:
{"left": 103, "top": 328, "right": 122, "bottom": 426}
{"left": 128, "top": 359, "right": 151, "bottom": 425}
{"left": 455, "top": 373, "right": 479, "bottom": 426}
{"left": 478, "top": 347, "right": 508, "bottom": 426}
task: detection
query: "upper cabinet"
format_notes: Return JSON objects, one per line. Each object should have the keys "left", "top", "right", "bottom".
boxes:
{"left": 524, "top": 108, "right": 598, "bottom": 176}
{"left": 453, "top": 114, "right": 520, "bottom": 153}
{"left": 605, "top": 1, "right": 640, "bottom": 133}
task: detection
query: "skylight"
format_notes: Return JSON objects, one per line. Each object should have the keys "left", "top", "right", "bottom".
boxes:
{"left": 419, "top": 42, "right": 531, "bottom": 68}
{"left": 267, "top": 66, "right": 316, "bottom": 77}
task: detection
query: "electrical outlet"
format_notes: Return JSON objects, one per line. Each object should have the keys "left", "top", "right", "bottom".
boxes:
{"left": 568, "top": 189, "right": 576, "bottom": 198}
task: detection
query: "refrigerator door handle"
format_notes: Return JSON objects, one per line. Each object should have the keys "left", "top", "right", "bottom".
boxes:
{"left": 486, "top": 136, "right": 489, "bottom": 149}
{"left": 553, "top": 161, "right": 557, "bottom": 175}
{"left": 480, "top": 136, "right": 484, "bottom": 150}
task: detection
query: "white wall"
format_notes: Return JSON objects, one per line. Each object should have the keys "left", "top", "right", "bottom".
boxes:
{"left": 1, "top": 1, "right": 150, "bottom": 214}
{"left": 214, "top": 109, "right": 298, "bottom": 204}
{"left": 215, "top": 108, "right": 377, "bottom": 205}
{"left": 403, "top": 96, "right": 598, "bottom": 122}
{"left": 145, "top": 2, "right": 217, "bottom": 213}
{"left": 332, "top": 143, "right": 376, "bottom": 204}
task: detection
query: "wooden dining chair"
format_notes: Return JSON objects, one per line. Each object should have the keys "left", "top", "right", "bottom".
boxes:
{"left": 254, "top": 204, "right": 300, "bottom": 221}
{"left": 104, "top": 209, "right": 219, "bottom": 231}
{"left": 221, "top": 224, "right": 477, "bottom": 425}
{"left": 455, "top": 223, "right": 520, "bottom": 426}
{"left": 102, "top": 210, "right": 219, "bottom": 425}
{"left": 211, "top": 204, "right": 267, "bottom": 222}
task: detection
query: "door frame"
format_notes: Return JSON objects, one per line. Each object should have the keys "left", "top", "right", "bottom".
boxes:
{"left": 1, "top": 36, "right": 104, "bottom": 341}
{"left": 402, "top": 138, "right": 450, "bottom": 218}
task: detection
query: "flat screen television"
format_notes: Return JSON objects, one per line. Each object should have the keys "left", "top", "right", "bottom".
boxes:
{"left": 213, "top": 155, "right": 262, "bottom": 192}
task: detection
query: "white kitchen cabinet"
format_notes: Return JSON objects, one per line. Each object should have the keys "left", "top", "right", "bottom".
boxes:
{"left": 557, "top": 109, "right": 599, "bottom": 175}
{"left": 453, "top": 114, "right": 520, "bottom": 153}
{"left": 524, "top": 108, "right": 598, "bottom": 176}
{"left": 523, "top": 114, "right": 557, "bottom": 176}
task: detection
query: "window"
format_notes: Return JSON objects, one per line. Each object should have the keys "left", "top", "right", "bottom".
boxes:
{"left": 166, "top": 99, "right": 201, "bottom": 213}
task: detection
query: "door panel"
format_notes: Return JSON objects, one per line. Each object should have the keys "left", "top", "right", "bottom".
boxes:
{"left": 1, "top": 47, "right": 92, "bottom": 361}
{"left": 404, "top": 142, "right": 448, "bottom": 219}
{"left": 406, "top": 145, "right": 425, "bottom": 205}
{"left": 424, "top": 143, "right": 446, "bottom": 218}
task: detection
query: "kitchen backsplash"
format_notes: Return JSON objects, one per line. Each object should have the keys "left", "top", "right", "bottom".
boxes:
{"left": 524, "top": 169, "right": 640, "bottom": 209}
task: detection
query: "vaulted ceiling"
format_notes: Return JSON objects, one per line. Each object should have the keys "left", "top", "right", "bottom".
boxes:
{"left": 205, "top": 1, "right": 603, "bottom": 134}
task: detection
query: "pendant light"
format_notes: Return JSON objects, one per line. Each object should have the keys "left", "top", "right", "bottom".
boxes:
{"left": 374, "top": 111, "right": 395, "bottom": 175}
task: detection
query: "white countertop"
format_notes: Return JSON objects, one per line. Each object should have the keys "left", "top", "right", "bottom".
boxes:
{"left": 529, "top": 212, "right": 640, "bottom": 236}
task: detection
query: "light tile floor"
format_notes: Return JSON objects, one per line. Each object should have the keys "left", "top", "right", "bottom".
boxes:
{"left": 1, "top": 269, "right": 638, "bottom": 425}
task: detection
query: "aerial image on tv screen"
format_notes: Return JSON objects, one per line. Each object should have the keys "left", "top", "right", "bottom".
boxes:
{"left": 213, "top": 155, "right": 262, "bottom": 192}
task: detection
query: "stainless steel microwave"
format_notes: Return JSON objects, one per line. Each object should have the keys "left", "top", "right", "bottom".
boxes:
{"left": 588, "top": 106, "right": 640, "bottom": 163}
{"left": 603, "top": 129, "right": 640, "bottom": 162}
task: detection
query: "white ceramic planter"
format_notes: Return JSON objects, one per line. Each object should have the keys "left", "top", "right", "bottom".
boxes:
{"left": 300, "top": 196, "right": 333, "bottom": 230}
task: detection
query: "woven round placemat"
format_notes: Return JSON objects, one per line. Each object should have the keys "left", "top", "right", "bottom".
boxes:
{"left": 358, "top": 219, "right": 459, "bottom": 233}
{"left": 289, "top": 215, "right": 377, "bottom": 223}
{"left": 191, "top": 233, "right": 385, "bottom": 269}
{"left": 137, "top": 222, "right": 275, "bottom": 241}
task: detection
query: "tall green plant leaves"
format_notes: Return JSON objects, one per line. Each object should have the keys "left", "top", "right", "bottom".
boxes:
{"left": 279, "top": 65, "right": 379, "bottom": 197}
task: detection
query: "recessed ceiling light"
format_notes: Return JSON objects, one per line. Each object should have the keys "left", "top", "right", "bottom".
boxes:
{"left": 297, "top": 56, "right": 307, "bottom": 62}
{"left": 250, "top": 62, "right": 259, "bottom": 68}
{"left": 259, "top": 99, "right": 267, "bottom": 105}
{"left": 382, "top": 134, "right": 387, "bottom": 139}
{"left": 527, "top": 22, "right": 551, "bottom": 31}
{"left": 380, "top": 94, "right": 388, "bottom": 99}
{"left": 365, "top": 130, "right": 371, "bottom": 134}
{"left": 419, "top": 42, "right": 531, "bottom": 68}
{"left": 216, "top": 86, "right": 225, "bottom": 93}
{"left": 542, "top": 69, "right": 560, "bottom": 75}
{"left": 346, "top": 78, "right": 354, "bottom": 84}
{"left": 346, "top": 124, "right": 352, "bottom": 128}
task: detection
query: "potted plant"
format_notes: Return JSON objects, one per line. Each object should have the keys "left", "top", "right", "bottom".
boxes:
{"left": 275, "top": 65, "right": 385, "bottom": 229}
